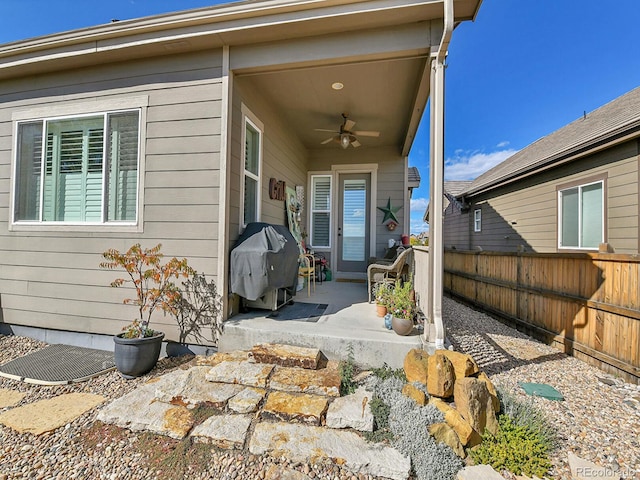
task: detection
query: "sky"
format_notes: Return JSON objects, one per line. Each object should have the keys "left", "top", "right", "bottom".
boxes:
{"left": 1, "top": 1, "right": 639, "bottom": 234}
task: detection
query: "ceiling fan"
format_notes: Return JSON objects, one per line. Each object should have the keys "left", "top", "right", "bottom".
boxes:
{"left": 315, "top": 113, "right": 380, "bottom": 149}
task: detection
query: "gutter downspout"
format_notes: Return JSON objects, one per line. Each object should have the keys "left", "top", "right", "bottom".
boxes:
{"left": 426, "top": 0, "right": 453, "bottom": 350}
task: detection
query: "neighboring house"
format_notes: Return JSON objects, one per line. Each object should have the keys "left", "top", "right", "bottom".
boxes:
{"left": 441, "top": 86, "right": 640, "bottom": 254}
{"left": 0, "top": 0, "right": 482, "bottom": 345}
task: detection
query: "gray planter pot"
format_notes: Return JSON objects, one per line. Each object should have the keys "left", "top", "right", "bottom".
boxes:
{"left": 113, "top": 332, "right": 164, "bottom": 379}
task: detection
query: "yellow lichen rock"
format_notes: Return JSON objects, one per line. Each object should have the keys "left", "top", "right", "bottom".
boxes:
{"left": 403, "top": 349, "right": 429, "bottom": 385}
{"left": 401, "top": 384, "right": 427, "bottom": 406}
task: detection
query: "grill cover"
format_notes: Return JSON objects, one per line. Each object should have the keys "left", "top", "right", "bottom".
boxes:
{"left": 230, "top": 222, "right": 300, "bottom": 301}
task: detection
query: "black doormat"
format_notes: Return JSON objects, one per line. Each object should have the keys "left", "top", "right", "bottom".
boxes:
{"left": 267, "top": 302, "right": 328, "bottom": 322}
{"left": 0, "top": 344, "right": 115, "bottom": 385}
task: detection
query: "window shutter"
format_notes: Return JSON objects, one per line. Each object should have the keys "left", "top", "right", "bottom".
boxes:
{"left": 311, "top": 176, "right": 331, "bottom": 247}
{"left": 107, "top": 112, "right": 139, "bottom": 221}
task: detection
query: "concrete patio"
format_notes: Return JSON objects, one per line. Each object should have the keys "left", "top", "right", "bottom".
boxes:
{"left": 219, "top": 279, "right": 432, "bottom": 368}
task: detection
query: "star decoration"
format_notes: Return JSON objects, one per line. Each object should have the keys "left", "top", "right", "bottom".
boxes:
{"left": 377, "top": 197, "right": 401, "bottom": 224}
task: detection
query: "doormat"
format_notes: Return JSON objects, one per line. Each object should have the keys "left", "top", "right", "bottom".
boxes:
{"left": 0, "top": 344, "right": 115, "bottom": 385}
{"left": 267, "top": 302, "right": 328, "bottom": 322}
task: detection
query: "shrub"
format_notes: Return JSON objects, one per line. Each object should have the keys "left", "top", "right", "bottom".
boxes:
{"left": 498, "top": 390, "right": 557, "bottom": 452}
{"left": 338, "top": 343, "right": 358, "bottom": 396}
{"left": 371, "top": 363, "right": 407, "bottom": 382}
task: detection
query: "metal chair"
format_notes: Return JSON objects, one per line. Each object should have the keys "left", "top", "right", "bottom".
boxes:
{"left": 298, "top": 254, "right": 316, "bottom": 297}
{"left": 367, "top": 247, "right": 413, "bottom": 303}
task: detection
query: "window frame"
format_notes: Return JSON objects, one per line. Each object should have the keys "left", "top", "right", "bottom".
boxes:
{"left": 309, "top": 174, "right": 332, "bottom": 248}
{"left": 557, "top": 177, "right": 606, "bottom": 251}
{"left": 473, "top": 208, "right": 482, "bottom": 232}
{"left": 240, "top": 105, "right": 263, "bottom": 229}
{"left": 10, "top": 96, "right": 147, "bottom": 232}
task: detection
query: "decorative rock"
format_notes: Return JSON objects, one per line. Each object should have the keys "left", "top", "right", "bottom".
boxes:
{"left": 454, "top": 377, "right": 499, "bottom": 436}
{"left": 228, "top": 387, "right": 266, "bottom": 414}
{"left": 440, "top": 350, "right": 479, "bottom": 379}
{"left": 429, "top": 398, "right": 480, "bottom": 447}
{"left": 476, "top": 371, "right": 500, "bottom": 413}
{"left": 0, "top": 389, "right": 26, "bottom": 408}
{"left": 193, "top": 350, "right": 250, "bottom": 367}
{"left": 206, "top": 360, "right": 274, "bottom": 388}
{"left": 155, "top": 367, "right": 244, "bottom": 408}
{"left": 262, "top": 391, "right": 329, "bottom": 425}
{"left": 428, "top": 422, "right": 465, "bottom": 458}
{"left": 401, "top": 384, "right": 427, "bottom": 406}
{"left": 190, "top": 414, "right": 252, "bottom": 449}
{"left": 568, "top": 452, "right": 621, "bottom": 480}
{"left": 250, "top": 344, "right": 323, "bottom": 370}
{"left": 264, "top": 465, "right": 313, "bottom": 480}
{"left": 427, "top": 353, "right": 455, "bottom": 398}
{"left": 325, "top": 386, "right": 373, "bottom": 432}
{"left": 249, "top": 422, "right": 410, "bottom": 480}
{"left": 269, "top": 363, "right": 341, "bottom": 397}
{"left": 403, "top": 349, "right": 429, "bottom": 385}
{"left": 0, "top": 393, "right": 105, "bottom": 435}
{"left": 456, "top": 464, "right": 505, "bottom": 480}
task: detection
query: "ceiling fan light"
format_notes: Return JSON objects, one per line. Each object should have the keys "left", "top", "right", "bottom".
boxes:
{"left": 340, "top": 133, "right": 350, "bottom": 149}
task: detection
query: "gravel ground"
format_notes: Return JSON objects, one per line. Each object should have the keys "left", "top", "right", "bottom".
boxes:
{"left": 0, "top": 335, "right": 386, "bottom": 480}
{"left": 443, "top": 296, "right": 640, "bottom": 480}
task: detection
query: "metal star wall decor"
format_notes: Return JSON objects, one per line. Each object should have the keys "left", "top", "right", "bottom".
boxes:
{"left": 377, "top": 197, "right": 401, "bottom": 224}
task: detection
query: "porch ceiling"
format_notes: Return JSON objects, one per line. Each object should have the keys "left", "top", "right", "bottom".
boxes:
{"left": 238, "top": 56, "right": 428, "bottom": 153}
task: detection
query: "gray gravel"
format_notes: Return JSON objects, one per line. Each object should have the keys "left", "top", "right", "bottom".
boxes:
{"left": 443, "top": 296, "right": 640, "bottom": 480}
{"left": 0, "top": 335, "right": 387, "bottom": 480}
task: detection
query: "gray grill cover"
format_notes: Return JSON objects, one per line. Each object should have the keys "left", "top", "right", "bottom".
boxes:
{"left": 230, "top": 222, "right": 299, "bottom": 301}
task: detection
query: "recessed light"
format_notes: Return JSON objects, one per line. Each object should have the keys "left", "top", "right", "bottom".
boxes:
{"left": 331, "top": 82, "right": 344, "bottom": 90}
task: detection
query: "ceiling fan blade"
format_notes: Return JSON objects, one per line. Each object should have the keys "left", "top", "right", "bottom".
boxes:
{"left": 343, "top": 119, "right": 356, "bottom": 131}
{"left": 351, "top": 139, "right": 361, "bottom": 148}
{"left": 353, "top": 130, "right": 380, "bottom": 137}
{"left": 321, "top": 136, "right": 336, "bottom": 145}
{"left": 314, "top": 128, "right": 339, "bottom": 133}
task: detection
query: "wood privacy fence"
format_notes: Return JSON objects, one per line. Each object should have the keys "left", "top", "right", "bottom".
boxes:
{"left": 443, "top": 249, "right": 640, "bottom": 384}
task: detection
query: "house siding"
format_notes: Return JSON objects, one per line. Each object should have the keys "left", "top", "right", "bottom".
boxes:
{"left": 451, "top": 141, "right": 639, "bottom": 254}
{"left": 0, "top": 50, "right": 224, "bottom": 340}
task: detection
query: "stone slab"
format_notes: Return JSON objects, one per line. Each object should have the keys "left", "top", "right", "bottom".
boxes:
{"left": 568, "top": 452, "right": 620, "bottom": 480}
{"left": 250, "top": 343, "right": 322, "bottom": 370}
{"left": 262, "top": 391, "right": 328, "bottom": 426}
{"left": 193, "top": 350, "right": 250, "bottom": 367}
{"left": 249, "top": 422, "right": 410, "bottom": 480}
{"left": 269, "top": 363, "right": 340, "bottom": 397}
{"left": 456, "top": 465, "right": 504, "bottom": 480}
{"left": 97, "top": 382, "right": 194, "bottom": 439}
{"left": 325, "top": 386, "right": 373, "bottom": 431}
{"left": 190, "top": 414, "right": 252, "bottom": 449}
{"left": 0, "top": 389, "right": 25, "bottom": 408}
{"left": 155, "top": 367, "right": 244, "bottom": 408}
{"left": 0, "top": 393, "right": 105, "bottom": 435}
{"left": 228, "top": 387, "right": 266, "bottom": 414}
{"left": 206, "top": 360, "right": 274, "bottom": 388}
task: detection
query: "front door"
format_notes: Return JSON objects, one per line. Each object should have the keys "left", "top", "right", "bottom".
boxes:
{"left": 337, "top": 173, "right": 371, "bottom": 272}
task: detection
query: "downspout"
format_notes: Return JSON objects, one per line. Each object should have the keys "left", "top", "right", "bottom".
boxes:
{"left": 427, "top": 0, "right": 453, "bottom": 350}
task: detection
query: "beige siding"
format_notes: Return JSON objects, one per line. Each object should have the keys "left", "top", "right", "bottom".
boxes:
{"left": 443, "top": 203, "right": 470, "bottom": 249}
{"left": 0, "top": 50, "right": 224, "bottom": 340}
{"left": 460, "top": 141, "right": 639, "bottom": 254}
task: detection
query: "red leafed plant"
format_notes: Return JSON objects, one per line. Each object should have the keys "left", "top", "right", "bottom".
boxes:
{"left": 101, "top": 243, "right": 194, "bottom": 338}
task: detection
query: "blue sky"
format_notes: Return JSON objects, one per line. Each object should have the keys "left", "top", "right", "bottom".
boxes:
{"left": 2, "top": 1, "right": 639, "bottom": 234}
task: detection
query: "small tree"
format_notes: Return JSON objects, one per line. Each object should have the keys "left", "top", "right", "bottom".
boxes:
{"left": 101, "top": 243, "right": 194, "bottom": 338}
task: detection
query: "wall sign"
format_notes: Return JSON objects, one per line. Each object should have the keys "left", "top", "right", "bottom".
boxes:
{"left": 269, "top": 178, "right": 286, "bottom": 201}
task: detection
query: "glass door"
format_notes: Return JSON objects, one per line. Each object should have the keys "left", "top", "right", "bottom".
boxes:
{"left": 337, "top": 173, "right": 370, "bottom": 272}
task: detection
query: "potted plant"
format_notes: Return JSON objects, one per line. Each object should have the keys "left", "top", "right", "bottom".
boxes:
{"left": 389, "top": 279, "right": 416, "bottom": 336}
{"left": 373, "top": 282, "right": 392, "bottom": 317}
{"left": 101, "top": 243, "right": 194, "bottom": 378}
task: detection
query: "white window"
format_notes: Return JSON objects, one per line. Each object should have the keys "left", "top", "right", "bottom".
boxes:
{"left": 559, "top": 180, "right": 603, "bottom": 249}
{"left": 474, "top": 208, "right": 482, "bottom": 232}
{"left": 310, "top": 175, "right": 331, "bottom": 247}
{"left": 241, "top": 112, "right": 262, "bottom": 227}
{"left": 14, "top": 110, "right": 140, "bottom": 224}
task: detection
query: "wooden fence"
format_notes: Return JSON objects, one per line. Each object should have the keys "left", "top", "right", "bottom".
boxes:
{"left": 443, "top": 249, "right": 640, "bottom": 384}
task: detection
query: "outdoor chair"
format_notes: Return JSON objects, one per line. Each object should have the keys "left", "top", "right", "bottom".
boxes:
{"left": 298, "top": 254, "right": 316, "bottom": 297}
{"left": 367, "top": 247, "right": 412, "bottom": 303}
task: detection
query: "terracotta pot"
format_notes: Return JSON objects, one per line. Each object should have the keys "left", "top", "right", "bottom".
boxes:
{"left": 391, "top": 315, "right": 414, "bottom": 336}
{"left": 376, "top": 304, "right": 388, "bottom": 317}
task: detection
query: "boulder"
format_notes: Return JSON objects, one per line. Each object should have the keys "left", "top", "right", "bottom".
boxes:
{"left": 453, "top": 377, "right": 499, "bottom": 436}
{"left": 429, "top": 398, "right": 480, "bottom": 447}
{"left": 403, "top": 349, "right": 429, "bottom": 385}
{"left": 401, "top": 384, "right": 427, "bottom": 406}
{"left": 440, "top": 350, "right": 479, "bottom": 379}
{"left": 428, "top": 422, "right": 465, "bottom": 458}
{"left": 427, "top": 353, "right": 455, "bottom": 398}
{"left": 476, "top": 371, "right": 500, "bottom": 413}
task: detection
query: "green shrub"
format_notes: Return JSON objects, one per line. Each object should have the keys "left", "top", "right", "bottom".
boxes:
{"left": 371, "top": 363, "right": 407, "bottom": 382}
{"left": 470, "top": 415, "right": 552, "bottom": 476}
{"left": 498, "top": 390, "right": 557, "bottom": 452}
{"left": 338, "top": 343, "right": 358, "bottom": 396}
